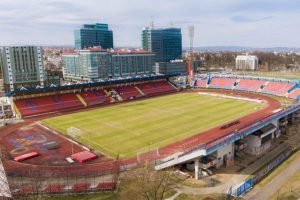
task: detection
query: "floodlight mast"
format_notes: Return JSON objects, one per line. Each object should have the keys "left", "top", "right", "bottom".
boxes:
{"left": 187, "top": 25, "right": 195, "bottom": 85}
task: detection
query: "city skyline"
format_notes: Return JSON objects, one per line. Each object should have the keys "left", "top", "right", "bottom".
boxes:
{"left": 0, "top": 0, "right": 300, "bottom": 48}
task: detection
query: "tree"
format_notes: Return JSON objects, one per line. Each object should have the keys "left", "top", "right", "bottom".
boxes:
{"left": 118, "top": 167, "right": 179, "bottom": 200}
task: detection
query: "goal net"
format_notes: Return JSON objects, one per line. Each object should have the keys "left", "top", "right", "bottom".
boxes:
{"left": 67, "top": 126, "right": 82, "bottom": 138}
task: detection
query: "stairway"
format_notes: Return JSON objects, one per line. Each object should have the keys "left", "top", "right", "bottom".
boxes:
{"left": 76, "top": 94, "right": 87, "bottom": 107}
{"left": 11, "top": 102, "right": 21, "bottom": 118}
{"left": 258, "top": 82, "right": 269, "bottom": 93}
{"left": 135, "top": 86, "right": 145, "bottom": 96}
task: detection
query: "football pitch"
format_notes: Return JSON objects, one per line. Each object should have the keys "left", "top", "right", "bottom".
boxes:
{"left": 42, "top": 92, "right": 263, "bottom": 158}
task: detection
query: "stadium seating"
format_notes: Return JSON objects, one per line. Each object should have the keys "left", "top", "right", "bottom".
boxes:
{"left": 208, "top": 78, "right": 236, "bottom": 89}
{"left": 15, "top": 93, "right": 83, "bottom": 117}
{"left": 195, "top": 79, "right": 207, "bottom": 88}
{"left": 288, "top": 88, "right": 300, "bottom": 99}
{"left": 72, "top": 183, "right": 91, "bottom": 192}
{"left": 96, "top": 182, "right": 116, "bottom": 190}
{"left": 261, "top": 82, "right": 295, "bottom": 96}
{"left": 137, "top": 81, "right": 176, "bottom": 96}
{"left": 44, "top": 184, "right": 65, "bottom": 193}
{"left": 113, "top": 85, "right": 142, "bottom": 100}
{"left": 80, "top": 90, "right": 111, "bottom": 105}
{"left": 14, "top": 80, "right": 177, "bottom": 117}
{"left": 235, "top": 79, "right": 266, "bottom": 92}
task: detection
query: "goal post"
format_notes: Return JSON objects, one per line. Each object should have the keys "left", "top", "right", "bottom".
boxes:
{"left": 67, "top": 126, "right": 82, "bottom": 138}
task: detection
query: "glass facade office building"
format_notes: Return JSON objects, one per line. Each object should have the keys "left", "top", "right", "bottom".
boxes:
{"left": 74, "top": 23, "right": 114, "bottom": 50}
{"left": 63, "top": 49, "right": 155, "bottom": 81}
{"left": 142, "top": 27, "right": 182, "bottom": 62}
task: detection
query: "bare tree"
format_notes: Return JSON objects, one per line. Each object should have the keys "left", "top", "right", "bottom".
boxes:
{"left": 118, "top": 167, "right": 179, "bottom": 200}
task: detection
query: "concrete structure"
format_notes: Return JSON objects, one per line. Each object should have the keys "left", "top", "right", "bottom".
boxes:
{"left": 142, "top": 27, "right": 182, "bottom": 62}
{"left": 74, "top": 23, "right": 113, "bottom": 50}
{"left": 235, "top": 55, "right": 258, "bottom": 70}
{"left": 244, "top": 123, "right": 278, "bottom": 156}
{"left": 154, "top": 60, "right": 187, "bottom": 75}
{"left": 63, "top": 48, "right": 155, "bottom": 81}
{"left": 0, "top": 46, "right": 45, "bottom": 92}
{"left": 155, "top": 102, "right": 300, "bottom": 180}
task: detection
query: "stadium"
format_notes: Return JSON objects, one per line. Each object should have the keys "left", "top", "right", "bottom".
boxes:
{"left": 0, "top": 74, "right": 300, "bottom": 196}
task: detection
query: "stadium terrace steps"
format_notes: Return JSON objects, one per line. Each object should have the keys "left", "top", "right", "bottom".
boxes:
{"left": 261, "top": 81, "right": 295, "bottom": 96}
{"left": 195, "top": 79, "right": 207, "bottom": 88}
{"left": 135, "top": 86, "right": 145, "bottom": 96}
{"left": 288, "top": 88, "right": 300, "bottom": 99}
{"left": 11, "top": 101, "right": 21, "bottom": 118}
{"left": 137, "top": 81, "right": 177, "bottom": 96}
{"left": 113, "top": 85, "right": 142, "bottom": 100}
{"left": 76, "top": 94, "right": 87, "bottom": 107}
{"left": 167, "top": 81, "right": 179, "bottom": 90}
{"left": 103, "top": 89, "right": 115, "bottom": 102}
{"left": 235, "top": 79, "right": 266, "bottom": 92}
{"left": 258, "top": 82, "right": 269, "bottom": 92}
{"left": 208, "top": 77, "right": 236, "bottom": 89}
{"left": 14, "top": 80, "right": 178, "bottom": 117}
{"left": 80, "top": 90, "right": 111, "bottom": 106}
{"left": 15, "top": 93, "right": 84, "bottom": 117}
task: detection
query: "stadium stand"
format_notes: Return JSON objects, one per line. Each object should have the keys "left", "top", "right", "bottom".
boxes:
{"left": 44, "top": 184, "right": 65, "bottom": 193}
{"left": 261, "top": 81, "right": 295, "bottom": 96}
{"left": 72, "top": 183, "right": 91, "bottom": 192}
{"left": 15, "top": 93, "right": 83, "bottom": 117}
{"left": 208, "top": 77, "right": 236, "bottom": 89}
{"left": 288, "top": 87, "right": 300, "bottom": 99}
{"left": 96, "top": 182, "right": 116, "bottom": 190}
{"left": 195, "top": 78, "right": 207, "bottom": 88}
{"left": 137, "top": 81, "right": 176, "bottom": 96}
{"left": 80, "top": 90, "right": 111, "bottom": 106}
{"left": 113, "top": 85, "right": 143, "bottom": 100}
{"left": 235, "top": 79, "right": 266, "bottom": 92}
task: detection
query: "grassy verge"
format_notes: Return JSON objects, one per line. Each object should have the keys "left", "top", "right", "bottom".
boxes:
{"left": 269, "top": 168, "right": 300, "bottom": 200}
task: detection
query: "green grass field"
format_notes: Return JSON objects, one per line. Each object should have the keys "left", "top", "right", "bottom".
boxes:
{"left": 42, "top": 92, "right": 263, "bottom": 158}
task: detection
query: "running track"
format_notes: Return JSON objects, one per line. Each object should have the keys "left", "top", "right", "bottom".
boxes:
{"left": 0, "top": 89, "right": 282, "bottom": 177}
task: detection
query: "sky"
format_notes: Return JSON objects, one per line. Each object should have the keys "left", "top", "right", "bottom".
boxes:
{"left": 0, "top": 0, "right": 300, "bottom": 48}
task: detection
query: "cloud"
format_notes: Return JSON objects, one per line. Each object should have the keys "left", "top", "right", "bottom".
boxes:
{"left": 230, "top": 15, "right": 274, "bottom": 22}
{"left": 0, "top": 0, "right": 299, "bottom": 47}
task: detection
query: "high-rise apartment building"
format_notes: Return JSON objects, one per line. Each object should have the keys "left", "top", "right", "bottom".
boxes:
{"left": 236, "top": 55, "right": 258, "bottom": 71}
{"left": 142, "top": 27, "right": 182, "bottom": 62}
{"left": 74, "top": 23, "right": 114, "bottom": 50}
{"left": 0, "top": 46, "right": 45, "bottom": 92}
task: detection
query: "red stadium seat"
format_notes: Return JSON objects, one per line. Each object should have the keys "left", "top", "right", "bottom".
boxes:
{"left": 262, "top": 82, "right": 294, "bottom": 96}
{"left": 15, "top": 93, "right": 84, "bottom": 117}
{"left": 288, "top": 88, "right": 300, "bottom": 99}
{"left": 113, "top": 85, "right": 142, "bottom": 100}
{"left": 80, "top": 90, "right": 111, "bottom": 105}
{"left": 235, "top": 79, "right": 266, "bottom": 92}
{"left": 209, "top": 78, "right": 236, "bottom": 89}
{"left": 137, "top": 81, "right": 176, "bottom": 96}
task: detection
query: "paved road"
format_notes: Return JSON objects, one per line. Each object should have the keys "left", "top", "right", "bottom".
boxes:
{"left": 244, "top": 151, "right": 300, "bottom": 200}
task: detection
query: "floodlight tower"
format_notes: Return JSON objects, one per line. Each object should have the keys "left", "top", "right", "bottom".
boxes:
{"left": 188, "top": 25, "right": 194, "bottom": 59}
{"left": 186, "top": 25, "right": 195, "bottom": 85}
